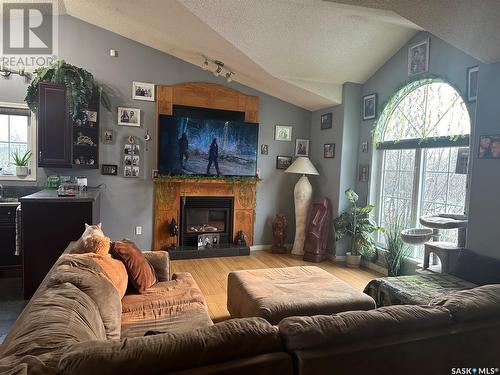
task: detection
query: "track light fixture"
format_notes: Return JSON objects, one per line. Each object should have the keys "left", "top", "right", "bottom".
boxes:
{"left": 200, "top": 55, "right": 235, "bottom": 83}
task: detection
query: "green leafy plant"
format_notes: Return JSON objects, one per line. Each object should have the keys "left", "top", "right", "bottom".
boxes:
{"left": 334, "top": 188, "right": 383, "bottom": 258}
{"left": 11, "top": 150, "right": 32, "bottom": 167}
{"left": 25, "top": 59, "right": 110, "bottom": 121}
{"left": 383, "top": 216, "right": 411, "bottom": 277}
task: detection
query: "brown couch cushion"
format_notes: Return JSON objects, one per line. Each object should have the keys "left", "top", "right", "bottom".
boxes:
{"left": 430, "top": 284, "right": 500, "bottom": 322}
{"left": 279, "top": 305, "right": 452, "bottom": 351}
{"left": 111, "top": 240, "right": 157, "bottom": 293}
{"left": 121, "top": 273, "right": 212, "bottom": 338}
{"left": 450, "top": 249, "right": 500, "bottom": 285}
{"left": 0, "top": 283, "right": 106, "bottom": 370}
{"left": 58, "top": 317, "right": 282, "bottom": 375}
{"left": 143, "top": 251, "right": 170, "bottom": 282}
{"left": 48, "top": 262, "right": 122, "bottom": 340}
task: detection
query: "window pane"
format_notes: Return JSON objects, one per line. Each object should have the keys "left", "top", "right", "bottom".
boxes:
{"left": 0, "top": 142, "right": 12, "bottom": 174}
{"left": 0, "top": 115, "right": 8, "bottom": 142}
{"left": 10, "top": 115, "right": 28, "bottom": 142}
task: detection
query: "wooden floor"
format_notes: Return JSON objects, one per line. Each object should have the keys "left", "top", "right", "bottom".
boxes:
{"left": 171, "top": 250, "right": 382, "bottom": 322}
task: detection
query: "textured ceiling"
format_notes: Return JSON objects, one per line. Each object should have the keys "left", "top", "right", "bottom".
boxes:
{"left": 62, "top": 0, "right": 419, "bottom": 110}
{"left": 328, "top": 0, "right": 500, "bottom": 64}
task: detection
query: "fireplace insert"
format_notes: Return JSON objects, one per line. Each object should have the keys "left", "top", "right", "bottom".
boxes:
{"left": 180, "top": 196, "right": 234, "bottom": 247}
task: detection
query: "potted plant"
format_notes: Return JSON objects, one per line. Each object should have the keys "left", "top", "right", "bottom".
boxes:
{"left": 12, "top": 150, "right": 32, "bottom": 178}
{"left": 384, "top": 216, "right": 411, "bottom": 276}
{"left": 334, "top": 188, "right": 383, "bottom": 268}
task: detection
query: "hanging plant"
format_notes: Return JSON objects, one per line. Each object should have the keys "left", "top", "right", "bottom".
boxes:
{"left": 25, "top": 59, "right": 110, "bottom": 120}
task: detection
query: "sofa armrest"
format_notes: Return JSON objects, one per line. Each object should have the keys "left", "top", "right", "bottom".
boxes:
{"left": 143, "top": 251, "right": 170, "bottom": 281}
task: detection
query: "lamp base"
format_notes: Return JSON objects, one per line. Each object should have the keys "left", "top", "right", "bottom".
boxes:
{"left": 291, "top": 175, "right": 312, "bottom": 256}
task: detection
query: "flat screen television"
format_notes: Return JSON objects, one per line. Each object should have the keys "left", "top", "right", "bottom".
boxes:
{"left": 158, "top": 115, "right": 259, "bottom": 177}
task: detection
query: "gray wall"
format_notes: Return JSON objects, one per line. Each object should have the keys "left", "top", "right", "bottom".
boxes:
{"left": 466, "top": 62, "right": 500, "bottom": 259}
{"left": 0, "top": 15, "right": 311, "bottom": 249}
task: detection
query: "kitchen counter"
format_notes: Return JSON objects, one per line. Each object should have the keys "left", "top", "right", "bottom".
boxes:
{"left": 19, "top": 188, "right": 101, "bottom": 203}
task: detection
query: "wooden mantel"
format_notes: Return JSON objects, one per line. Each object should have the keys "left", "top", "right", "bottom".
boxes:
{"left": 153, "top": 83, "right": 260, "bottom": 251}
{"left": 153, "top": 178, "right": 258, "bottom": 251}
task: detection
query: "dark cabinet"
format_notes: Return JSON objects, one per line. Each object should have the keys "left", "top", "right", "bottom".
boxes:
{"left": 0, "top": 205, "right": 21, "bottom": 271}
{"left": 38, "top": 82, "right": 72, "bottom": 168}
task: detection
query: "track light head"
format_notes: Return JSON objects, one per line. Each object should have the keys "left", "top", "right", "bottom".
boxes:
{"left": 202, "top": 59, "right": 209, "bottom": 71}
{"left": 226, "top": 72, "right": 233, "bottom": 82}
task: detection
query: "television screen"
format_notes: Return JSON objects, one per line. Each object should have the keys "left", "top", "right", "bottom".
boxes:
{"left": 158, "top": 115, "right": 258, "bottom": 177}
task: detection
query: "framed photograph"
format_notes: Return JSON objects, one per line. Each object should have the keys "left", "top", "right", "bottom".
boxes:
{"left": 362, "top": 141, "right": 369, "bottom": 153}
{"left": 275, "top": 125, "right": 293, "bottom": 141}
{"left": 132, "top": 81, "right": 155, "bottom": 101}
{"left": 408, "top": 38, "right": 430, "bottom": 76}
{"left": 118, "top": 107, "right": 140, "bottom": 126}
{"left": 363, "top": 93, "right": 377, "bottom": 120}
{"left": 358, "top": 165, "right": 369, "bottom": 182}
{"left": 478, "top": 135, "right": 500, "bottom": 159}
{"left": 295, "top": 139, "right": 310, "bottom": 156}
{"left": 260, "top": 144, "right": 269, "bottom": 155}
{"left": 323, "top": 143, "right": 335, "bottom": 158}
{"left": 101, "top": 128, "right": 114, "bottom": 144}
{"left": 321, "top": 112, "right": 332, "bottom": 130}
{"left": 276, "top": 155, "right": 293, "bottom": 170}
{"left": 467, "top": 66, "right": 479, "bottom": 102}
{"left": 198, "top": 234, "right": 214, "bottom": 248}
{"left": 101, "top": 164, "right": 118, "bottom": 176}
{"left": 85, "top": 110, "right": 97, "bottom": 122}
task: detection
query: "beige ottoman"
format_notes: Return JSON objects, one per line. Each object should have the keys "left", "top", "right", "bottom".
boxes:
{"left": 227, "top": 266, "right": 375, "bottom": 324}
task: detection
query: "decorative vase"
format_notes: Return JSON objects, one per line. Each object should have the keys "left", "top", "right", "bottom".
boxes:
{"left": 16, "top": 166, "right": 29, "bottom": 178}
{"left": 345, "top": 252, "right": 361, "bottom": 268}
{"left": 291, "top": 175, "right": 312, "bottom": 256}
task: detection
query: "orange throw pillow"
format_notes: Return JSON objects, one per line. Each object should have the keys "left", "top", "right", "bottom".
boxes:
{"left": 110, "top": 239, "right": 157, "bottom": 293}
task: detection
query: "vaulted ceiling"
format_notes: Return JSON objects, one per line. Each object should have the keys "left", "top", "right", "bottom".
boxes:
{"left": 62, "top": 0, "right": 419, "bottom": 110}
{"left": 61, "top": 1, "right": 500, "bottom": 110}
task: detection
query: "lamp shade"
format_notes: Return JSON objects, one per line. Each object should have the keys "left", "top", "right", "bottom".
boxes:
{"left": 285, "top": 157, "right": 319, "bottom": 175}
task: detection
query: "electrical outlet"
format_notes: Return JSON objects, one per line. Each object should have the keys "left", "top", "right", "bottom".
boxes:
{"left": 135, "top": 226, "right": 142, "bottom": 235}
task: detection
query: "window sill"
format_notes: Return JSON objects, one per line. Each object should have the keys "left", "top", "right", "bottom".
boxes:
{"left": 0, "top": 175, "right": 37, "bottom": 182}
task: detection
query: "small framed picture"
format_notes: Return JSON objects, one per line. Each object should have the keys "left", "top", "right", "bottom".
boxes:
{"left": 408, "top": 38, "right": 430, "bottom": 76}
{"left": 85, "top": 110, "right": 97, "bottom": 122}
{"left": 101, "top": 128, "right": 114, "bottom": 144}
{"left": 101, "top": 164, "right": 118, "bottom": 176}
{"left": 118, "top": 107, "right": 140, "bottom": 126}
{"left": 358, "top": 165, "right": 369, "bottom": 182}
{"left": 295, "top": 139, "right": 310, "bottom": 156}
{"left": 132, "top": 81, "right": 155, "bottom": 101}
{"left": 275, "top": 125, "right": 293, "bottom": 141}
{"left": 362, "top": 141, "right": 369, "bottom": 153}
{"left": 260, "top": 144, "right": 269, "bottom": 155}
{"left": 478, "top": 135, "right": 500, "bottom": 159}
{"left": 363, "top": 94, "right": 377, "bottom": 120}
{"left": 321, "top": 113, "right": 332, "bottom": 130}
{"left": 276, "top": 156, "right": 292, "bottom": 170}
{"left": 467, "top": 66, "right": 479, "bottom": 102}
{"left": 323, "top": 143, "right": 335, "bottom": 158}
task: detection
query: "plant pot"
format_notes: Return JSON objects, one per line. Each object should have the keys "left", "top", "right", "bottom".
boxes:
{"left": 16, "top": 166, "right": 29, "bottom": 178}
{"left": 345, "top": 252, "right": 361, "bottom": 268}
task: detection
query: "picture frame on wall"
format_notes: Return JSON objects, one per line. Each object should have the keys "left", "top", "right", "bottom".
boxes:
{"left": 132, "top": 81, "right": 155, "bottom": 101}
{"left": 260, "top": 144, "right": 269, "bottom": 155}
{"left": 323, "top": 143, "right": 335, "bottom": 158}
{"left": 118, "top": 107, "right": 141, "bottom": 126}
{"left": 101, "top": 164, "right": 118, "bottom": 176}
{"left": 101, "top": 128, "right": 114, "bottom": 144}
{"left": 276, "top": 156, "right": 293, "bottom": 170}
{"left": 320, "top": 112, "right": 332, "bottom": 130}
{"left": 295, "top": 139, "right": 310, "bottom": 156}
{"left": 478, "top": 135, "right": 500, "bottom": 159}
{"left": 408, "top": 38, "right": 430, "bottom": 76}
{"left": 358, "top": 165, "right": 369, "bottom": 182}
{"left": 275, "top": 125, "right": 293, "bottom": 141}
{"left": 467, "top": 66, "right": 479, "bottom": 102}
{"left": 362, "top": 94, "right": 377, "bottom": 120}
{"left": 362, "top": 141, "right": 369, "bottom": 153}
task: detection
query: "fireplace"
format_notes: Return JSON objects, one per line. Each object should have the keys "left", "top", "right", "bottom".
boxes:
{"left": 180, "top": 196, "right": 234, "bottom": 247}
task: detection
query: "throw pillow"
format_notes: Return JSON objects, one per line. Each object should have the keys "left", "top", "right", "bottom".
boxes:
{"left": 110, "top": 239, "right": 157, "bottom": 293}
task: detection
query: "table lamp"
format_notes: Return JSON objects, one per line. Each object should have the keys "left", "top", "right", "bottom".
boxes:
{"left": 285, "top": 157, "right": 319, "bottom": 256}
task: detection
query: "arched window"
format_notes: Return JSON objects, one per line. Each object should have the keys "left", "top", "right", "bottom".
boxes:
{"left": 374, "top": 78, "right": 471, "bottom": 258}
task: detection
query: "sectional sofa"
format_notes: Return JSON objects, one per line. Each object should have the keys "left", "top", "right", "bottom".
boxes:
{"left": 0, "top": 244, "right": 499, "bottom": 375}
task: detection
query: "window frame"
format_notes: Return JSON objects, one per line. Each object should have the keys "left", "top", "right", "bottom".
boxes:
{"left": 0, "top": 102, "right": 37, "bottom": 182}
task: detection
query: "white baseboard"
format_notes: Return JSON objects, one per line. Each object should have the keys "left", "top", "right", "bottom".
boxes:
{"left": 250, "top": 244, "right": 272, "bottom": 251}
